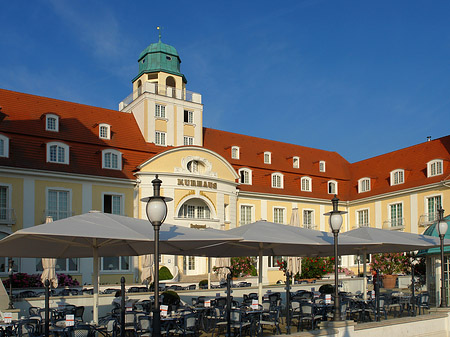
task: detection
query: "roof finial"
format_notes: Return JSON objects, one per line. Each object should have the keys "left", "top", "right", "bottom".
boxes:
{"left": 157, "top": 26, "right": 162, "bottom": 42}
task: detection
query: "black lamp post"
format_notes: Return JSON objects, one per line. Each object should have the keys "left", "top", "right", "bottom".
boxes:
{"left": 7, "top": 258, "right": 14, "bottom": 309}
{"left": 141, "top": 175, "right": 172, "bottom": 337}
{"left": 437, "top": 207, "right": 448, "bottom": 308}
{"left": 324, "top": 195, "right": 347, "bottom": 321}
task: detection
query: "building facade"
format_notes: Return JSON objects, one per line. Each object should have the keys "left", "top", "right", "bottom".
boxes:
{"left": 0, "top": 38, "right": 449, "bottom": 288}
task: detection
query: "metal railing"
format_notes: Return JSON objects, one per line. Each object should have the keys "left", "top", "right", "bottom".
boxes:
{"left": 383, "top": 218, "right": 405, "bottom": 229}
{"left": 303, "top": 223, "right": 315, "bottom": 230}
{"left": 0, "top": 208, "right": 16, "bottom": 224}
{"left": 419, "top": 213, "right": 439, "bottom": 227}
{"left": 44, "top": 210, "right": 74, "bottom": 222}
{"left": 352, "top": 222, "right": 370, "bottom": 229}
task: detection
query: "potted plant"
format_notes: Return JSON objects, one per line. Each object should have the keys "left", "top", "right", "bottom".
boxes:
{"left": 370, "top": 253, "right": 410, "bottom": 289}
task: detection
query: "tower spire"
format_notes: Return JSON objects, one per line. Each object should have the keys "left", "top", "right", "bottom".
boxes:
{"left": 157, "top": 26, "right": 162, "bottom": 42}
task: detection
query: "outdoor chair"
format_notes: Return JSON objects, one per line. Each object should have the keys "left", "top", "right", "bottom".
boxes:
{"left": 62, "top": 324, "right": 95, "bottom": 337}
{"left": 229, "top": 310, "right": 251, "bottom": 337}
{"left": 259, "top": 305, "right": 281, "bottom": 335}
{"left": 28, "top": 307, "right": 41, "bottom": 317}
{"left": 298, "top": 302, "right": 321, "bottom": 331}
{"left": 16, "top": 318, "right": 41, "bottom": 337}
{"left": 74, "top": 306, "right": 85, "bottom": 322}
{"left": 417, "top": 293, "right": 430, "bottom": 315}
{"left": 136, "top": 316, "right": 152, "bottom": 337}
{"left": 173, "top": 313, "right": 198, "bottom": 337}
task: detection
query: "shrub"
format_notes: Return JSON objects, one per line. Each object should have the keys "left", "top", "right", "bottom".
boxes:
{"left": 162, "top": 290, "right": 180, "bottom": 309}
{"left": 57, "top": 274, "right": 79, "bottom": 287}
{"left": 2, "top": 272, "right": 79, "bottom": 288}
{"left": 319, "top": 284, "right": 334, "bottom": 294}
{"left": 229, "top": 257, "right": 256, "bottom": 278}
{"left": 159, "top": 266, "right": 173, "bottom": 280}
{"left": 370, "top": 253, "right": 410, "bottom": 275}
{"left": 199, "top": 279, "right": 208, "bottom": 288}
{"left": 297, "top": 257, "right": 334, "bottom": 279}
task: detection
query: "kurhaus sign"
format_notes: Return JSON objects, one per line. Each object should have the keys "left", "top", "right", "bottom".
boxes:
{"left": 177, "top": 179, "right": 217, "bottom": 189}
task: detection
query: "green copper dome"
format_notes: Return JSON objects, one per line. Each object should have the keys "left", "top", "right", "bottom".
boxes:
{"left": 417, "top": 215, "right": 450, "bottom": 256}
{"left": 133, "top": 39, "right": 187, "bottom": 83}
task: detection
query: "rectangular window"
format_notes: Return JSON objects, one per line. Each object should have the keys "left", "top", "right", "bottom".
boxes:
{"left": 268, "top": 256, "right": 283, "bottom": 268}
{"left": 48, "top": 189, "right": 70, "bottom": 220}
{"left": 36, "top": 258, "right": 78, "bottom": 273}
{"left": 427, "top": 196, "right": 442, "bottom": 222}
{"left": 274, "top": 208, "right": 284, "bottom": 224}
{"left": 155, "top": 131, "right": 166, "bottom": 146}
{"left": 264, "top": 153, "right": 271, "bottom": 164}
{"left": 104, "top": 194, "right": 122, "bottom": 215}
{"left": 101, "top": 256, "right": 130, "bottom": 271}
{"left": 293, "top": 157, "right": 299, "bottom": 168}
{"left": 155, "top": 104, "right": 166, "bottom": 118}
{"left": 357, "top": 209, "right": 369, "bottom": 227}
{"left": 0, "top": 186, "right": 8, "bottom": 221}
{"left": 390, "top": 203, "right": 403, "bottom": 227}
{"left": 0, "top": 258, "right": 18, "bottom": 274}
{"left": 188, "top": 256, "right": 195, "bottom": 270}
{"left": 183, "top": 136, "right": 193, "bottom": 145}
{"left": 303, "top": 210, "right": 313, "bottom": 229}
{"left": 184, "top": 110, "right": 193, "bottom": 124}
{"left": 394, "top": 171, "right": 404, "bottom": 185}
{"left": 47, "top": 117, "right": 57, "bottom": 131}
{"left": 240, "top": 205, "right": 252, "bottom": 225}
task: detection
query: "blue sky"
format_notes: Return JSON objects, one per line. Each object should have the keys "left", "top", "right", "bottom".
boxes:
{"left": 1, "top": 0, "right": 449, "bottom": 163}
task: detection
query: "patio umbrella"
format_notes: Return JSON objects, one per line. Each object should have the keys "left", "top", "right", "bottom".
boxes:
{"left": 341, "top": 226, "right": 450, "bottom": 299}
{"left": 214, "top": 257, "right": 231, "bottom": 281}
{"left": 141, "top": 254, "right": 154, "bottom": 284}
{"left": 0, "top": 212, "right": 242, "bottom": 322}
{"left": 40, "top": 217, "right": 58, "bottom": 289}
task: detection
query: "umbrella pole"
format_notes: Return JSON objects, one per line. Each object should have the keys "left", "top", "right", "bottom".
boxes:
{"left": 93, "top": 243, "right": 99, "bottom": 323}
{"left": 44, "top": 279, "right": 50, "bottom": 337}
{"left": 363, "top": 251, "right": 367, "bottom": 300}
{"left": 207, "top": 257, "right": 211, "bottom": 290}
{"left": 258, "top": 244, "right": 263, "bottom": 305}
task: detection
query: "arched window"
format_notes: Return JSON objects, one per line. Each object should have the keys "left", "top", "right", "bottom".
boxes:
{"left": 319, "top": 160, "right": 326, "bottom": 172}
{"left": 358, "top": 178, "right": 371, "bottom": 193}
{"left": 0, "top": 134, "right": 9, "bottom": 158}
{"left": 178, "top": 199, "right": 212, "bottom": 219}
{"left": 99, "top": 123, "right": 111, "bottom": 140}
{"left": 271, "top": 173, "right": 283, "bottom": 188}
{"left": 46, "top": 142, "right": 69, "bottom": 164}
{"left": 427, "top": 159, "right": 443, "bottom": 177}
{"left": 187, "top": 160, "right": 206, "bottom": 174}
{"left": 45, "top": 114, "right": 59, "bottom": 132}
{"left": 238, "top": 168, "right": 252, "bottom": 185}
{"left": 102, "top": 149, "right": 122, "bottom": 170}
{"left": 328, "top": 180, "right": 338, "bottom": 194}
{"left": 390, "top": 169, "right": 405, "bottom": 185}
{"left": 301, "top": 177, "right": 312, "bottom": 192}
{"left": 293, "top": 156, "right": 300, "bottom": 168}
{"left": 231, "top": 146, "right": 240, "bottom": 159}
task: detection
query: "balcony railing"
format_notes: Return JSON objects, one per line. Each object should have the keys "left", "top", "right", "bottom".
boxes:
{"left": 353, "top": 222, "right": 370, "bottom": 229}
{"left": 119, "top": 82, "right": 202, "bottom": 110}
{"left": 0, "top": 208, "right": 16, "bottom": 225}
{"left": 383, "top": 218, "right": 405, "bottom": 230}
{"left": 44, "top": 210, "right": 74, "bottom": 222}
{"left": 303, "top": 223, "right": 315, "bottom": 230}
{"left": 419, "top": 212, "right": 439, "bottom": 227}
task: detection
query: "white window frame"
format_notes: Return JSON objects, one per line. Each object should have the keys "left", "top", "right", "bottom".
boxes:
{"left": 425, "top": 194, "right": 442, "bottom": 222}
{"left": 319, "top": 160, "right": 326, "bottom": 172}
{"left": 231, "top": 146, "right": 240, "bottom": 159}
{"left": 0, "top": 257, "right": 18, "bottom": 275}
{"left": 177, "top": 199, "right": 213, "bottom": 220}
{"left": 240, "top": 204, "right": 254, "bottom": 226}
{"left": 0, "top": 134, "right": 9, "bottom": 158}
{"left": 101, "top": 256, "right": 131, "bottom": 272}
{"left": 183, "top": 136, "right": 194, "bottom": 145}
{"left": 102, "top": 149, "right": 122, "bottom": 170}
{"left": 328, "top": 180, "right": 338, "bottom": 194}
{"left": 390, "top": 169, "right": 405, "bottom": 186}
{"left": 184, "top": 110, "right": 194, "bottom": 124}
{"left": 264, "top": 152, "right": 271, "bottom": 164}
{"left": 45, "top": 114, "right": 59, "bottom": 132}
{"left": 36, "top": 257, "right": 79, "bottom": 273}
{"left": 301, "top": 176, "right": 312, "bottom": 192}
{"left": 302, "top": 209, "right": 314, "bottom": 229}
{"left": 271, "top": 173, "right": 284, "bottom": 189}
{"left": 273, "top": 207, "right": 286, "bottom": 224}
{"left": 358, "top": 177, "right": 371, "bottom": 193}
{"left": 155, "top": 131, "right": 166, "bottom": 146}
{"left": 238, "top": 168, "right": 252, "bottom": 185}
{"left": 427, "top": 159, "right": 443, "bottom": 177}
{"left": 356, "top": 208, "right": 369, "bottom": 227}
{"left": 46, "top": 142, "right": 69, "bottom": 164}
{"left": 99, "top": 123, "right": 111, "bottom": 140}
{"left": 388, "top": 202, "right": 404, "bottom": 228}
{"left": 155, "top": 104, "right": 166, "bottom": 118}
{"left": 293, "top": 156, "right": 300, "bottom": 168}
{"left": 46, "top": 187, "right": 72, "bottom": 221}
{"left": 268, "top": 256, "right": 283, "bottom": 269}
{"left": 0, "top": 184, "right": 12, "bottom": 224}
{"left": 102, "top": 192, "right": 124, "bottom": 215}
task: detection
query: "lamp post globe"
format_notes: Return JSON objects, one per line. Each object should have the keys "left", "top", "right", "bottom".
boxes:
{"left": 437, "top": 207, "right": 447, "bottom": 308}
{"left": 324, "top": 195, "right": 347, "bottom": 321}
{"left": 141, "top": 175, "right": 172, "bottom": 337}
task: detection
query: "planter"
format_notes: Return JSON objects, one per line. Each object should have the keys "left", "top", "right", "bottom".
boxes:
{"left": 382, "top": 274, "right": 398, "bottom": 289}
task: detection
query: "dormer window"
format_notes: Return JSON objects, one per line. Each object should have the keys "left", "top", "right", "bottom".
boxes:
{"left": 102, "top": 149, "right": 122, "bottom": 170}
{"left": 328, "top": 180, "right": 338, "bottom": 194}
{"left": 231, "top": 146, "right": 240, "bottom": 159}
{"left": 47, "top": 142, "right": 69, "bottom": 164}
{"left": 301, "top": 177, "right": 312, "bottom": 192}
{"left": 390, "top": 169, "right": 405, "bottom": 186}
{"left": 264, "top": 152, "right": 271, "bottom": 164}
{"left": 239, "top": 168, "right": 252, "bottom": 185}
{"left": 319, "top": 161, "right": 326, "bottom": 172}
{"left": 358, "top": 178, "right": 371, "bottom": 193}
{"left": 99, "top": 124, "right": 111, "bottom": 140}
{"left": 46, "top": 114, "right": 59, "bottom": 132}
{"left": 427, "top": 159, "right": 443, "bottom": 177}
{"left": 271, "top": 173, "right": 283, "bottom": 189}
{"left": 293, "top": 156, "right": 299, "bottom": 168}
{"left": 0, "top": 134, "right": 9, "bottom": 158}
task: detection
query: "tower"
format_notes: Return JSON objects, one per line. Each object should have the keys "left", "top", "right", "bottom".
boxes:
{"left": 119, "top": 36, "right": 203, "bottom": 147}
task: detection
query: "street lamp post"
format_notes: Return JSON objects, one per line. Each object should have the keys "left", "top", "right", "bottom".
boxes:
{"left": 7, "top": 258, "right": 14, "bottom": 309}
{"left": 437, "top": 207, "right": 448, "bottom": 308}
{"left": 141, "top": 175, "right": 172, "bottom": 337}
{"left": 324, "top": 195, "right": 347, "bottom": 321}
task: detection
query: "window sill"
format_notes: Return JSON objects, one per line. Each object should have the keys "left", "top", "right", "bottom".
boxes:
{"left": 386, "top": 226, "right": 404, "bottom": 231}
{"left": 183, "top": 122, "right": 196, "bottom": 127}
{"left": 155, "top": 117, "right": 168, "bottom": 122}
